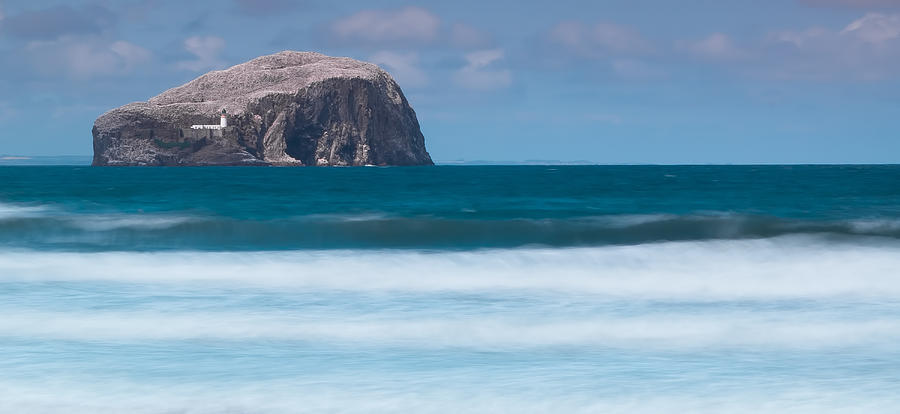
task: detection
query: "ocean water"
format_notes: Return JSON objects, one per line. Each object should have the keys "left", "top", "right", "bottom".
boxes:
{"left": 1, "top": 165, "right": 899, "bottom": 413}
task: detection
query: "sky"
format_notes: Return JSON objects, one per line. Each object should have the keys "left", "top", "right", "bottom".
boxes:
{"left": 0, "top": 0, "right": 899, "bottom": 163}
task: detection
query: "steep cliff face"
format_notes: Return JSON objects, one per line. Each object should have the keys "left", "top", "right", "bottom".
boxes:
{"left": 92, "top": 51, "right": 433, "bottom": 166}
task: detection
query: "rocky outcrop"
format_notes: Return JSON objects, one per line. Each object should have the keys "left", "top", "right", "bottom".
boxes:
{"left": 92, "top": 51, "right": 433, "bottom": 166}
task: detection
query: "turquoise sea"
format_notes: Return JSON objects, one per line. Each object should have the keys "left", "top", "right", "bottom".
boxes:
{"left": 2, "top": 165, "right": 899, "bottom": 413}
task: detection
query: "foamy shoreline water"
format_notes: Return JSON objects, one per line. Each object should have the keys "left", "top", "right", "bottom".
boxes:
{"left": 2, "top": 165, "right": 899, "bottom": 412}
{"left": 2, "top": 240, "right": 899, "bottom": 412}
{"left": 1, "top": 237, "right": 897, "bottom": 297}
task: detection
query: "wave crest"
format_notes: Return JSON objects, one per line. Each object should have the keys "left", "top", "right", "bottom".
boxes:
{"left": 2, "top": 239, "right": 899, "bottom": 299}
{"left": 2, "top": 207, "right": 900, "bottom": 250}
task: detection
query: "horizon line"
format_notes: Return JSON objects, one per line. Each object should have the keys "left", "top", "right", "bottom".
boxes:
{"left": 1, "top": 155, "right": 899, "bottom": 167}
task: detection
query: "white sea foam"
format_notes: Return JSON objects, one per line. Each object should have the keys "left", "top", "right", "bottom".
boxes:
{"left": 0, "top": 382, "right": 895, "bottom": 414}
{"left": 590, "top": 213, "right": 677, "bottom": 227}
{"left": 67, "top": 214, "right": 194, "bottom": 231}
{"left": 1, "top": 237, "right": 898, "bottom": 299}
{"left": 2, "top": 237, "right": 899, "bottom": 412}
{"left": 0, "top": 202, "right": 49, "bottom": 219}
{"left": 0, "top": 310, "right": 897, "bottom": 348}
{"left": 0, "top": 201, "right": 194, "bottom": 231}
{"left": 849, "top": 218, "right": 900, "bottom": 233}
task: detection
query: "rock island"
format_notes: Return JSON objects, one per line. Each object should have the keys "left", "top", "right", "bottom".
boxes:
{"left": 92, "top": 51, "right": 433, "bottom": 166}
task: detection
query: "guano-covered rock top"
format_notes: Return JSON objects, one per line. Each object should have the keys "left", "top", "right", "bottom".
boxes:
{"left": 92, "top": 51, "right": 433, "bottom": 166}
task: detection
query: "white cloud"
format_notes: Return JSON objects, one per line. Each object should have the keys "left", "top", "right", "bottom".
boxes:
{"left": 449, "top": 23, "right": 492, "bottom": 49}
{"left": 25, "top": 36, "right": 151, "bottom": 78}
{"left": 769, "top": 27, "right": 831, "bottom": 47}
{"left": 370, "top": 51, "right": 428, "bottom": 87}
{"left": 682, "top": 33, "right": 750, "bottom": 60}
{"left": 331, "top": 7, "right": 440, "bottom": 46}
{"left": 453, "top": 49, "right": 512, "bottom": 90}
{"left": 176, "top": 36, "right": 226, "bottom": 72}
{"left": 540, "top": 21, "right": 663, "bottom": 80}
{"left": 464, "top": 49, "right": 505, "bottom": 68}
{"left": 770, "top": 14, "right": 900, "bottom": 46}
{"left": 841, "top": 13, "right": 900, "bottom": 43}
{"left": 110, "top": 41, "right": 152, "bottom": 66}
{"left": 548, "top": 21, "right": 652, "bottom": 58}
{"left": 763, "top": 13, "right": 900, "bottom": 79}
{"left": 664, "top": 12, "right": 900, "bottom": 81}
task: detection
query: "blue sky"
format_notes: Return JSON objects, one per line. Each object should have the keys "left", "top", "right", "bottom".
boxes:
{"left": 0, "top": 0, "right": 899, "bottom": 163}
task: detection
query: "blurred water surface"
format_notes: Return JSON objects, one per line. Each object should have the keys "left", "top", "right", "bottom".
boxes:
{"left": 1, "top": 165, "right": 899, "bottom": 413}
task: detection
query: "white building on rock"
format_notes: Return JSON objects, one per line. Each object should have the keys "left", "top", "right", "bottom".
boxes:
{"left": 191, "top": 109, "right": 228, "bottom": 130}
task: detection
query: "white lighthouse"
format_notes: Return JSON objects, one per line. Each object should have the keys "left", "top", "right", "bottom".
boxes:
{"left": 191, "top": 109, "right": 229, "bottom": 130}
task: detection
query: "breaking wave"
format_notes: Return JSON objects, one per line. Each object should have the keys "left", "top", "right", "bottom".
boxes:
{"left": 2, "top": 201, "right": 900, "bottom": 251}
{"left": 1, "top": 237, "right": 898, "bottom": 298}
{"left": 2, "top": 239, "right": 899, "bottom": 412}
{"left": 2, "top": 310, "right": 899, "bottom": 349}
